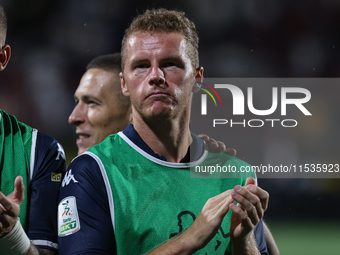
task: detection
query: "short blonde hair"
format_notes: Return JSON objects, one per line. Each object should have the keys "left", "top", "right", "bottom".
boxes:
{"left": 121, "top": 8, "right": 199, "bottom": 71}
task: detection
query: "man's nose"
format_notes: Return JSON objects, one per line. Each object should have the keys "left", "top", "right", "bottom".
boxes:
{"left": 68, "top": 103, "right": 85, "bottom": 126}
{"left": 148, "top": 66, "right": 165, "bottom": 86}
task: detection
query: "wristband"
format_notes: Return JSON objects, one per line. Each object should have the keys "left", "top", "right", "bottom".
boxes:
{"left": 0, "top": 219, "right": 31, "bottom": 255}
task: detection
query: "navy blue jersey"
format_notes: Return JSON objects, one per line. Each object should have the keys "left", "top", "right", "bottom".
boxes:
{"left": 58, "top": 124, "right": 268, "bottom": 254}
{"left": 28, "top": 131, "right": 66, "bottom": 251}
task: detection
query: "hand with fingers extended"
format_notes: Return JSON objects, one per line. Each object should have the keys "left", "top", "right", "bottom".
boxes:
{"left": 198, "top": 134, "right": 237, "bottom": 156}
{"left": 148, "top": 178, "right": 269, "bottom": 255}
{"left": 148, "top": 189, "right": 235, "bottom": 254}
{"left": 181, "top": 189, "right": 235, "bottom": 251}
{"left": 229, "top": 177, "right": 269, "bottom": 254}
{"left": 0, "top": 176, "right": 25, "bottom": 238}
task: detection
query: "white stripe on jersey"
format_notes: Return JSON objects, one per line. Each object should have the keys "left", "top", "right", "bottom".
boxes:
{"left": 29, "top": 129, "right": 38, "bottom": 186}
{"left": 83, "top": 151, "right": 116, "bottom": 233}
{"left": 31, "top": 239, "right": 58, "bottom": 249}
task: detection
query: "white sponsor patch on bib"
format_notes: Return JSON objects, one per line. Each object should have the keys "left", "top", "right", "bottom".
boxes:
{"left": 58, "top": 196, "right": 81, "bottom": 237}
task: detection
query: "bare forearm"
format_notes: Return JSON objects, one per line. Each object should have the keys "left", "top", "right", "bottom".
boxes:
{"left": 263, "top": 222, "right": 279, "bottom": 255}
{"left": 232, "top": 232, "right": 260, "bottom": 255}
{"left": 147, "top": 234, "right": 196, "bottom": 255}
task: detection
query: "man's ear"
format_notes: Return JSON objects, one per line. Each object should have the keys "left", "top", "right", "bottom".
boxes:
{"left": 192, "top": 66, "right": 204, "bottom": 93}
{"left": 120, "top": 72, "right": 130, "bottom": 97}
{"left": 0, "top": 45, "right": 11, "bottom": 71}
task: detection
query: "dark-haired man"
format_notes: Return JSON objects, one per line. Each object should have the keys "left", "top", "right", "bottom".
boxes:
{"left": 0, "top": 4, "right": 65, "bottom": 255}
{"left": 69, "top": 53, "right": 132, "bottom": 155}
{"left": 59, "top": 9, "right": 270, "bottom": 254}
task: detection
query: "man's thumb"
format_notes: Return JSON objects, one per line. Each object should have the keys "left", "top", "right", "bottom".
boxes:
{"left": 13, "top": 176, "right": 25, "bottom": 205}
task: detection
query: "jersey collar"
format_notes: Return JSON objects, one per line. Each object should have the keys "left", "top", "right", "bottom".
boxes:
{"left": 122, "top": 124, "right": 204, "bottom": 162}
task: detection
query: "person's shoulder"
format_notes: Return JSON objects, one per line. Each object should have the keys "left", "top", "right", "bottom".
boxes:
{"left": 89, "top": 133, "right": 124, "bottom": 155}
{"left": 67, "top": 152, "right": 107, "bottom": 180}
{"left": 31, "top": 131, "right": 66, "bottom": 181}
{"left": 37, "top": 131, "right": 60, "bottom": 147}
{"left": 61, "top": 153, "right": 105, "bottom": 193}
{"left": 35, "top": 131, "right": 65, "bottom": 160}
{"left": 69, "top": 152, "right": 100, "bottom": 170}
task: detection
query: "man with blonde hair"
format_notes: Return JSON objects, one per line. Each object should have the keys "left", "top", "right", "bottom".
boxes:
{"left": 58, "top": 8, "right": 270, "bottom": 254}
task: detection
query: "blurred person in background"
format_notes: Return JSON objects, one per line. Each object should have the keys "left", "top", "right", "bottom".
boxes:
{"left": 0, "top": 4, "right": 66, "bottom": 255}
{"left": 69, "top": 53, "right": 132, "bottom": 156}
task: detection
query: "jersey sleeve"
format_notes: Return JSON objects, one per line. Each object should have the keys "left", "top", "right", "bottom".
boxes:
{"left": 57, "top": 154, "right": 116, "bottom": 255}
{"left": 250, "top": 176, "right": 268, "bottom": 255}
{"left": 254, "top": 219, "right": 269, "bottom": 255}
{"left": 27, "top": 132, "right": 66, "bottom": 251}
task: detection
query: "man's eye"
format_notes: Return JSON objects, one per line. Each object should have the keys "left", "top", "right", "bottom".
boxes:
{"left": 163, "top": 62, "right": 183, "bottom": 69}
{"left": 87, "top": 101, "right": 97, "bottom": 106}
{"left": 136, "top": 64, "right": 148, "bottom": 69}
{"left": 164, "top": 62, "right": 176, "bottom": 67}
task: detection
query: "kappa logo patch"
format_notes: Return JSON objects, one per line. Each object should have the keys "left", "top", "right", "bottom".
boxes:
{"left": 58, "top": 196, "right": 80, "bottom": 237}
{"left": 62, "top": 169, "right": 78, "bottom": 187}
{"left": 56, "top": 143, "right": 66, "bottom": 160}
